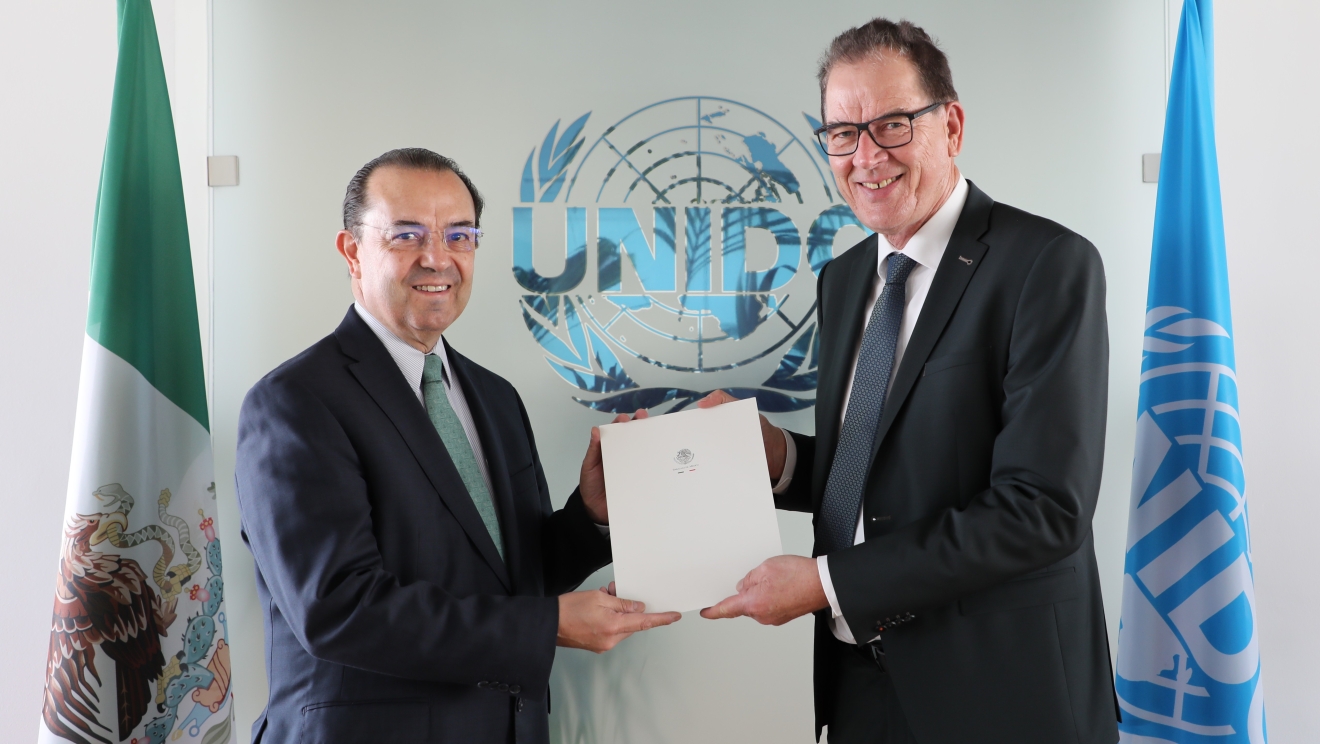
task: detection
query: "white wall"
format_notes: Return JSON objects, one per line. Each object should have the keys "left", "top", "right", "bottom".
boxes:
{"left": 0, "top": 2, "right": 116, "bottom": 736}
{"left": 3, "top": 1, "right": 1317, "bottom": 742}
{"left": 1217, "top": 1, "right": 1320, "bottom": 739}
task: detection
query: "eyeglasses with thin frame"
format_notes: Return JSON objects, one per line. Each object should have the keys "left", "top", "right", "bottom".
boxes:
{"left": 359, "top": 223, "right": 483, "bottom": 253}
{"left": 813, "top": 101, "right": 948, "bottom": 156}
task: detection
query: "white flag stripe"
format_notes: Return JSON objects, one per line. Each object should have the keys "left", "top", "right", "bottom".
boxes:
{"left": 1174, "top": 434, "right": 1243, "bottom": 462}
{"left": 1137, "top": 510, "right": 1235, "bottom": 595}
{"left": 1128, "top": 469, "right": 1201, "bottom": 547}
{"left": 1139, "top": 362, "right": 1236, "bottom": 384}
{"left": 1152, "top": 398, "right": 1241, "bottom": 421}
{"left": 1143, "top": 338, "right": 1193, "bottom": 354}
{"left": 64, "top": 336, "right": 211, "bottom": 517}
{"left": 1127, "top": 412, "right": 1173, "bottom": 541}
{"left": 1158, "top": 318, "right": 1230, "bottom": 337}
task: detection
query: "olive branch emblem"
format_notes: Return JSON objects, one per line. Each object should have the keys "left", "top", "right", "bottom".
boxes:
{"left": 520, "top": 293, "right": 818, "bottom": 414}
{"left": 521, "top": 112, "right": 590, "bottom": 203}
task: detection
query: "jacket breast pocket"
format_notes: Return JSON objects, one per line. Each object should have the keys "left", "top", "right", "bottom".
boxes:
{"left": 300, "top": 699, "right": 429, "bottom": 743}
{"left": 957, "top": 567, "right": 1079, "bottom": 616}
{"left": 922, "top": 350, "right": 983, "bottom": 377}
{"left": 509, "top": 460, "right": 538, "bottom": 497}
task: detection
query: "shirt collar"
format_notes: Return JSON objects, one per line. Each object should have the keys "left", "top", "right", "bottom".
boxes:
{"left": 353, "top": 302, "right": 451, "bottom": 391}
{"left": 877, "top": 174, "right": 969, "bottom": 275}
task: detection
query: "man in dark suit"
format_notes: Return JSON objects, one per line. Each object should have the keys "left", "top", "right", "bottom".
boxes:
{"left": 700, "top": 19, "right": 1119, "bottom": 744}
{"left": 235, "top": 148, "right": 679, "bottom": 744}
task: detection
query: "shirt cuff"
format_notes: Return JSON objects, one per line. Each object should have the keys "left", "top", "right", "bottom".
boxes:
{"left": 817, "top": 556, "right": 844, "bottom": 619}
{"left": 770, "top": 427, "right": 797, "bottom": 494}
{"left": 594, "top": 522, "right": 610, "bottom": 536}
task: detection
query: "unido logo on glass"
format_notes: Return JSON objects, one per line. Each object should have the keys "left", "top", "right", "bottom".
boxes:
{"left": 513, "top": 97, "right": 867, "bottom": 413}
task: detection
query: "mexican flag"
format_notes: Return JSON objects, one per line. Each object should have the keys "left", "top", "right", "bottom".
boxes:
{"left": 40, "top": 2, "right": 235, "bottom": 743}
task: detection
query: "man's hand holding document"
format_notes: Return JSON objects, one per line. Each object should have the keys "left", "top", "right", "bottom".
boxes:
{"left": 598, "top": 397, "right": 784, "bottom": 613}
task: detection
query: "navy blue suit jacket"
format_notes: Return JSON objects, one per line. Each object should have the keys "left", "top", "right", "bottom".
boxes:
{"left": 235, "top": 308, "right": 611, "bottom": 744}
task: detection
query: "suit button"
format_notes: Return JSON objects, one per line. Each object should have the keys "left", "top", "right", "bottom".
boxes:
{"left": 516, "top": 698, "right": 526, "bottom": 714}
{"left": 498, "top": 683, "right": 509, "bottom": 692}
{"left": 509, "top": 685, "right": 521, "bottom": 695}
{"left": 478, "top": 681, "right": 489, "bottom": 689}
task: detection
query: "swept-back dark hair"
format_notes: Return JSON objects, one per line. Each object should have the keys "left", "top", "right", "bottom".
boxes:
{"left": 817, "top": 18, "right": 959, "bottom": 116}
{"left": 342, "top": 147, "right": 485, "bottom": 232}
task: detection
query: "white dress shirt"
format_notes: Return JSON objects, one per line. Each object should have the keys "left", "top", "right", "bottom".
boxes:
{"left": 772, "top": 175, "right": 969, "bottom": 643}
{"left": 354, "top": 303, "right": 497, "bottom": 502}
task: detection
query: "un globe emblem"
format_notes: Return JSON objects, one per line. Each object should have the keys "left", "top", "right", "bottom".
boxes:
{"left": 513, "top": 96, "right": 868, "bottom": 413}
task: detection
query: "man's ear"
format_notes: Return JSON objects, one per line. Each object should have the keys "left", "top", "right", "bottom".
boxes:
{"left": 944, "top": 101, "right": 966, "bottom": 158}
{"left": 336, "top": 229, "right": 363, "bottom": 280}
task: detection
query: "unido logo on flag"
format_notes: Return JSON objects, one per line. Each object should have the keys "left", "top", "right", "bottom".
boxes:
{"left": 1115, "top": 308, "right": 1264, "bottom": 742}
{"left": 512, "top": 96, "right": 866, "bottom": 413}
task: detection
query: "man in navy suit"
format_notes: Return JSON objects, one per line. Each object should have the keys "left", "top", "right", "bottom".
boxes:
{"left": 235, "top": 148, "right": 679, "bottom": 744}
{"left": 700, "top": 18, "right": 1116, "bottom": 744}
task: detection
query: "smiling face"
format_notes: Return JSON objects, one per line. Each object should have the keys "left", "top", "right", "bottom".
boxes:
{"left": 336, "top": 166, "right": 477, "bottom": 351}
{"left": 824, "top": 51, "right": 965, "bottom": 248}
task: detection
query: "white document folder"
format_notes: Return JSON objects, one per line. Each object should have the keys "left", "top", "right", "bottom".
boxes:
{"left": 598, "top": 398, "right": 783, "bottom": 613}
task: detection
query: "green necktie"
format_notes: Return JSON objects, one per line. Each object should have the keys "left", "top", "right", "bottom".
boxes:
{"left": 422, "top": 354, "right": 503, "bottom": 560}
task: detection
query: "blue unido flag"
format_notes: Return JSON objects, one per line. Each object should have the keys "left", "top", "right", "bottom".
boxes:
{"left": 1114, "top": 1, "right": 1266, "bottom": 742}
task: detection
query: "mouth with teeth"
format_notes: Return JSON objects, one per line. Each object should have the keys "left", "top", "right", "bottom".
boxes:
{"left": 859, "top": 175, "right": 900, "bottom": 191}
{"left": 414, "top": 283, "right": 452, "bottom": 294}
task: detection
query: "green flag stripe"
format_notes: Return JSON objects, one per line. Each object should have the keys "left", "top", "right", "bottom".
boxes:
{"left": 87, "top": 0, "right": 208, "bottom": 431}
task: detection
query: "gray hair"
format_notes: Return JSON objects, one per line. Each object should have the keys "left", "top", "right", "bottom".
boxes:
{"left": 817, "top": 18, "right": 959, "bottom": 117}
{"left": 342, "top": 147, "right": 485, "bottom": 233}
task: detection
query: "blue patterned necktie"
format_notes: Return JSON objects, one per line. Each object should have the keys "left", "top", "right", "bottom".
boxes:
{"left": 423, "top": 354, "right": 504, "bottom": 560}
{"left": 818, "top": 252, "right": 918, "bottom": 556}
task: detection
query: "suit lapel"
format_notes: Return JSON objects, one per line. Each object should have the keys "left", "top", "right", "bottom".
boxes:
{"left": 442, "top": 340, "right": 525, "bottom": 592}
{"left": 334, "top": 309, "right": 512, "bottom": 591}
{"left": 817, "top": 235, "right": 879, "bottom": 439}
{"left": 813, "top": 235, "right": 880, "bottom": 504}
{"left": 868, "top": 182, "right": 994, "bottom": 464}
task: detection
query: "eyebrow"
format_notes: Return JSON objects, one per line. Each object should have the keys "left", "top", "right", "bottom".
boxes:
{"left": 825, "top": 107, "right": 916, "bottom": 126}
{"left": 387, "top": 219, "right": 477, "bottom": 229}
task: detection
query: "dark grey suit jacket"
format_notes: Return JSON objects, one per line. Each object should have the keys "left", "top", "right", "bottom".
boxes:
{"left": 235, "top": 308, "right": 611, "bottom": 744}
{"left": 778, "top": 182, "right": 1119, "bottom": 743}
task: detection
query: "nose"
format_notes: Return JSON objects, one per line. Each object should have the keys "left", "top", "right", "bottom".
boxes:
{"left": 852, "top": 132, "right": 888, "bottom": 170}
{"left": 418, "top": 240, "right": 455, "bottom": 272}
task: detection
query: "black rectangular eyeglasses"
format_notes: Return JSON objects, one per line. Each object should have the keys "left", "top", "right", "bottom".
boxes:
{"left": 813, "top": 101, "right": 948, "bottom": 156}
